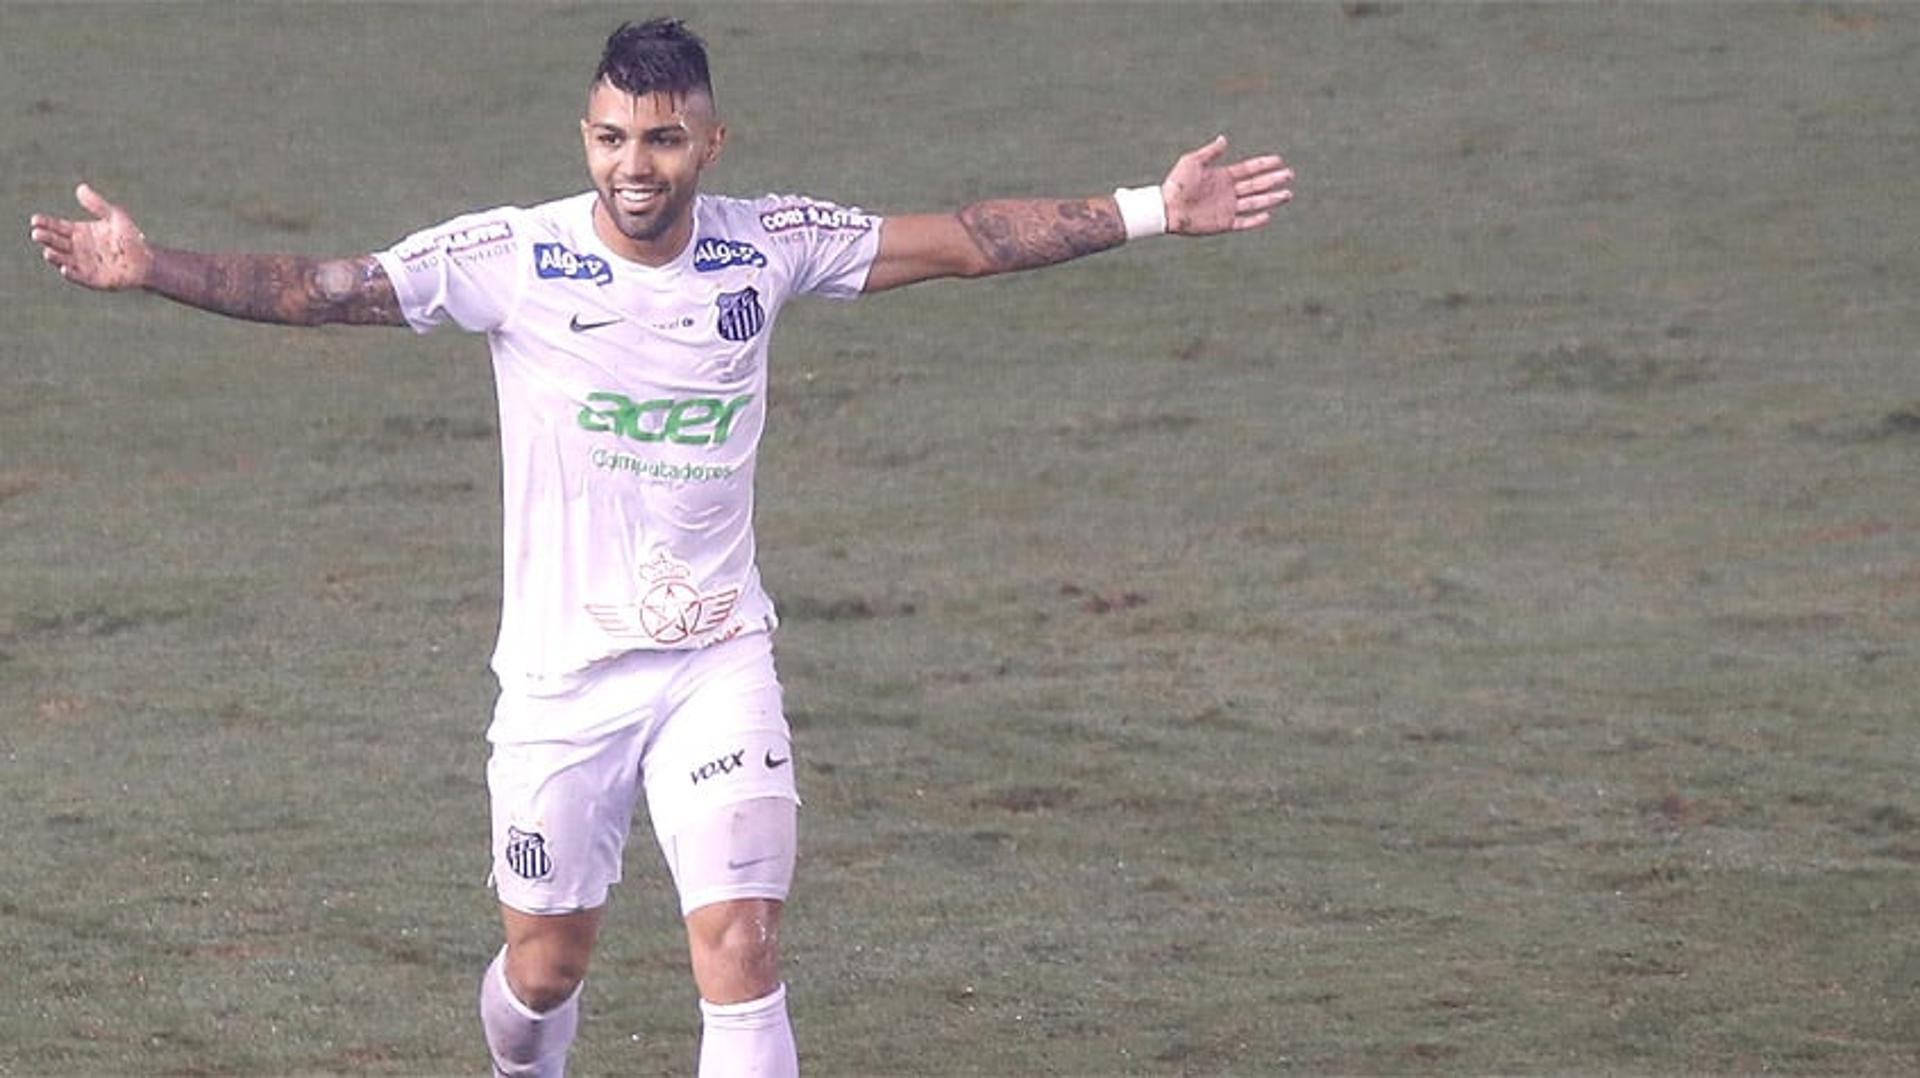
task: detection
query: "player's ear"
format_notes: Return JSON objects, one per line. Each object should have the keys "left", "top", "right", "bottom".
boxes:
{"left": 704, "top": 122, "right": 727, "bottom": 167}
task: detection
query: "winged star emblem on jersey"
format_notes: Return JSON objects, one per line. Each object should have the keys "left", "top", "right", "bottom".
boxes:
{"left": 715, "top": 286, "right": 765, "bottom": 342}
{"left": 587, "top": 551, "right": 741, "bottom": 646}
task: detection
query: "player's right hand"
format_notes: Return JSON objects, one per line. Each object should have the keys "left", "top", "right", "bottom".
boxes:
{"left": 28, "top": 183, "right": 153, "bottom": 291}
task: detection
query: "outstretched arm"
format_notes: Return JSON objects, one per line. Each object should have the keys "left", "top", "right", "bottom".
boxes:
{"left": 862, "top": 136, "right": 1292, "bottom": 294}
{"left": 28, "top": 183, "right": 405, "bottom": 327}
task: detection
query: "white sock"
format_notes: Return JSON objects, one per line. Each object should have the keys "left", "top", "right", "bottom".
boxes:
{"left": 479, "top": 946, "right": 581, "bottom": 1078}
{"left": 698, "top": 983, "right": 797, "bottom": 1078}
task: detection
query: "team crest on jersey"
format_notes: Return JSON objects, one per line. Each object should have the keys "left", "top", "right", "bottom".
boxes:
{"left": 716, "top": 286, "right": 765, "bottom": 342}
{"left": 587, "top": 551, "right": 742, "bottom": 646}
{"left": 534, "top": 242, "right": 613, "bottom": 286}
{"left": 505, "top": 826, "right": 553, "bottom": 881}
{"left": 693, "top": 238, "right": 768, "bottom": 272}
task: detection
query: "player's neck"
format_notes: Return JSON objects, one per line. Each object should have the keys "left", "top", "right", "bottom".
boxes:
{"left": 591, "top": 200, "right": 695, "bottom": 268}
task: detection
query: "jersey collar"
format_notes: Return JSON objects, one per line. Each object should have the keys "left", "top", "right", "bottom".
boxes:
{"left": 581, "top": 192, "right": 702, "bottom": 283}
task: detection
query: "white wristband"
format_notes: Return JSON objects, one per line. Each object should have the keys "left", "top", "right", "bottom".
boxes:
{"left": 1113, "top": 184, "right": 1167, "bottom": 241}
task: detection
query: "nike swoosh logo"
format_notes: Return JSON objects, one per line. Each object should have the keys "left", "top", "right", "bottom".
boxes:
{"left": 727, "top": 855, "right": 778, "bottom": 871}
{"left": 764, "top": 751, "right": 790, "bottom": 770}
{"left": 569, "top": 313, "right": 623, "bottom": 332}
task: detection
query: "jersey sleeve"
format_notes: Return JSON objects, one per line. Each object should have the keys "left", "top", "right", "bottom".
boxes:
{"left": 753, "top": 195, "right": 881, "bottom": 299}
{"left": 371, "top": 207, "right": 528, "bottom": 333}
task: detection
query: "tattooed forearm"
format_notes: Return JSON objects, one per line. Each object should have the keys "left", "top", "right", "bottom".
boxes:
{"left": 955, "top": 198, "right": 1127, "bottom": 275}
{"left": 143, "top": 250, "right": 405, "bottom": 327}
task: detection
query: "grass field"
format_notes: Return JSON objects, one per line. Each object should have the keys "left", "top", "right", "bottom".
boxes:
{"left": 4, "top": 2, "right": 1918, "bottom": 1074}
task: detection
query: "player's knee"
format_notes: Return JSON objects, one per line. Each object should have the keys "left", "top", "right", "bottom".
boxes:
{"left": 506, "top": 945, "right": 591, "bottom": 1013}
{"left": 692, "top": 899, "right": 781, "bottom": 958}
{"left": 510, "top": 964, "right": 585, "bottom": 1014}
{"left": 687, "top": 898, "right": 783, "bottom": 1003}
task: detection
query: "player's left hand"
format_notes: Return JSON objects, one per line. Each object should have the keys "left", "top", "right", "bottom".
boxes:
{"left": 1160, "top": 136, "right": 1293, "bottom": 236}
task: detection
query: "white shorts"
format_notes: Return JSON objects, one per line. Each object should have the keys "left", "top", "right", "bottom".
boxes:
{"left": 486, "top": 632, "right": 799, "bottom": 916}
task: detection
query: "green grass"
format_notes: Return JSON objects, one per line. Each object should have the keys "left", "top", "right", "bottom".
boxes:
{"left": 5, "top": 2, "right": 1918, "bottom": 1074}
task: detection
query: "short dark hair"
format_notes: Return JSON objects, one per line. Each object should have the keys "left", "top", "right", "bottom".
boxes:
{"left": 594, "top": 18, "right": 713, "bottom": 101}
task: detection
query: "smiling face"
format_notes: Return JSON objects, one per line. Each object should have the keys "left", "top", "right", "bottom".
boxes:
{"left": 581, "top": 81, "right": 726, "bottom": 266}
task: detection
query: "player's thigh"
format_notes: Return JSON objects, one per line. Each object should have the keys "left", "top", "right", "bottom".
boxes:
{"left": 669, "top": 800, "right": 794, "bottom": 1003}
{"left": 644, "top": 634, "right": 799, "bottom": 915}
{"left": 660, "top": 795, "right": 798, "bottom": 917}
{"left": 487, "top": 726, "right": 647, "bottom": 916}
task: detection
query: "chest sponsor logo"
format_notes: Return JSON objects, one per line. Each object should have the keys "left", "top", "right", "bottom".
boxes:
{"left": 535, "top": 242, "right": 613, "bottom": 286}
{"left": 587, "top": 551, "right": 742, "bottom": 647}
{"left": 693, "top": 237, "right": 768, "bottom": 272}
{"left": 758, "top": 202, "right": 876, "bottom": 234}
{"left": 578, "top": 391, "right": 754, "bottom": 446}
{"left": 716, "top": 286, "right": 766, "bottom": 343}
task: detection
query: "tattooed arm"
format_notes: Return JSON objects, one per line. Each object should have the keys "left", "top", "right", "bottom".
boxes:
{"left": 143, "top": 250, "right": 403, "bottom": 326}
{"left": 861, "top": 197, "right": 1124, "bottom": 294}
{"left": 862, "top": 137, "right": 1293, "bottom": 294}
{"left": 29, "top": 183, "right": 405, "bottom": 327}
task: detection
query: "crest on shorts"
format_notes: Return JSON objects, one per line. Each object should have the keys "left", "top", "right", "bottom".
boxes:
{"left": 715, "top": 286, "right": 765, "bottom": 343}
{"left": 505, "top": 826, "right": 553, "bottom": 881}
{"left": 586, "top": 551, "right": 741, "bottom": 646}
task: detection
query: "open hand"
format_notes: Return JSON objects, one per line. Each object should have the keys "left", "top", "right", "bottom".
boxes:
{"left": 1160, "top": 136, "right": 1293, "bottom": 236}
{"left": 28, "top": 184, "right": 154, "bottom": 291}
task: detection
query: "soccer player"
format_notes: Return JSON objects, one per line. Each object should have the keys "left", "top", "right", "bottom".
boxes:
{"left": 28, "top": 18, "right": 1291, "bottom": 1077}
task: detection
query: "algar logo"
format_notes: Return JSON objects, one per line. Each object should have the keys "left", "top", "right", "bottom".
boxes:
{"left": 693, "top": 237, "right": 767, "bottom": 272}
{"left": 535, "top": 242, "right": 612, "bottom": 286}
{"left": 577, "top": 392, "right": 754, "bottom": 446}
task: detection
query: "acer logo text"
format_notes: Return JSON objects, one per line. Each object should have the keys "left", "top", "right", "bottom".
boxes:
{"left": 577, "top": 392, "right": 754, "bottom": 446}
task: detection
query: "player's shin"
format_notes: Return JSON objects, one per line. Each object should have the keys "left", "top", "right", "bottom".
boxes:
{"left": 480, "top": 946, "right": 582, "bottom": 1078}
{"left": 698, "top": 982, "right": 797, "bottom": 1078}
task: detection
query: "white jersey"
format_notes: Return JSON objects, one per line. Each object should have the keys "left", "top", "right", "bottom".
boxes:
{"left": 373, "top": 191, "right": 878, "bottom": 705}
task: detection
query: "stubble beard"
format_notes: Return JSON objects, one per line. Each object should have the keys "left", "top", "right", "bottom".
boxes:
{"left": 600, "top": 185, "right": 691, "bottom": 247}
